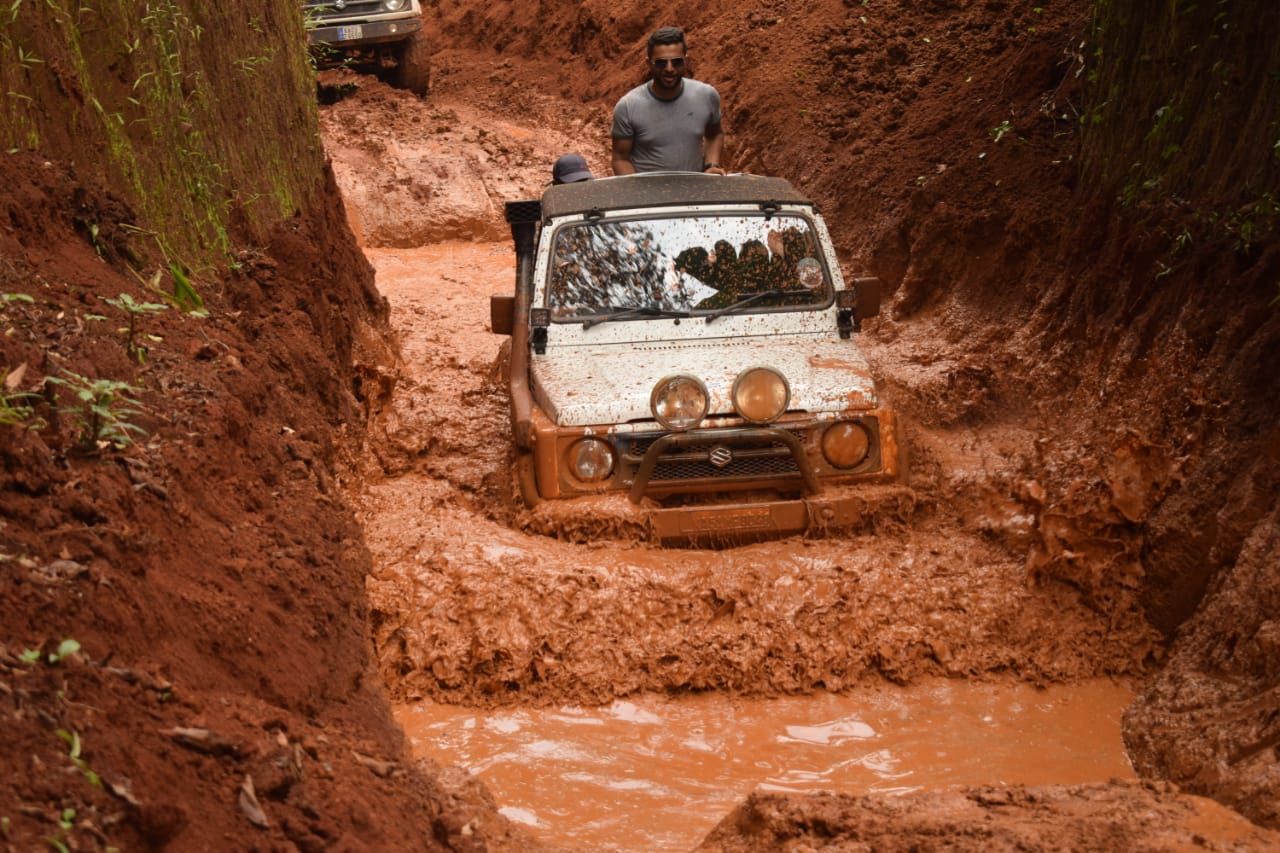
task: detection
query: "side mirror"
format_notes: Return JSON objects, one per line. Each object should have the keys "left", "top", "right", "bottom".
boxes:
{"left": 490, "top": 294, "right": 514, "bottom": 335}
{"left": 852, "top": 276, "right": 881, "bottom": 319}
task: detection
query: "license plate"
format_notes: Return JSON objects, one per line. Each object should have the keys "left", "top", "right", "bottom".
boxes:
{"left": 337, "top": 24, "right": 363, "bottom": 41}
{"left": 685, "top": 506, "right": 774, "bottom": 532}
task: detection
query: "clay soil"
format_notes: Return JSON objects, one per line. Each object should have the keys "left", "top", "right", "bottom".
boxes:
{"left": 2, "top": 0, "right": 1278, "bottom": 851}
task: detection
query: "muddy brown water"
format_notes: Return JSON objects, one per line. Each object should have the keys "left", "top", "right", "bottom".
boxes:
{"left": 396, "top": 680, "right": 1135, "bottom": 851}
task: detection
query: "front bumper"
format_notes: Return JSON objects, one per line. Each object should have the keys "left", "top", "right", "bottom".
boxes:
{"left": 517, "top": 407, "right": 909, "bottom": 545}
{"left": 515, "top": 459, "right": 914, "bottom": 546}
{"left": 648, "top": 484, "right": 915, "bottom": 545}
{"left": 307, "top": 17, "right": 421, "bottom": 48}
{"left": 527, "top": 408, "right": 902, "bottom": 498}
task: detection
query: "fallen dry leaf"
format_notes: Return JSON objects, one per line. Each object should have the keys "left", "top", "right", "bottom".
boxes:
{"left": 238, "top": 774, "right": 269, "bottom": 828}
{"left": 352, "top": 750, "right": 399, "bottom": 778}
{"left": 4, "top": 362, "right": 26, "bottom": 391}
{"left": 102, "top": 773, "right": 142, "bottom": 807}
{"left": 163, "top": 726, "right": 243, "bottom": 757}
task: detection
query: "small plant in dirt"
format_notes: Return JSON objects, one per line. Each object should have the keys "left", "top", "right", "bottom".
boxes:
{"left": 45, "top": 371, "right": 146, "bottom": 449}
{"left": 129, "top": 262, "right": 207, "bottom": 316}
{"left": 56, "top": 729, "right": 103, "bottom": 789}
{"left": 1, "top": 377, "right": 43, "bottom": 429}
{"left": 989, "top": 120, "right": 1013, "bottom": 142}
{"left": 1226, "top": 191, "right": 1279, "bottom": 254}
{"left": 101, "top": 293, "right": 168, "bottom": 363}
{"left": 47, "top": 807, "right": 76, "bottom": 853}
{"left": 167, "top": 262, "right": 205, "bottom": 314}
{"left": 18, "top": 638, "right": 81, "bottom": 666}
{"left": 49, "top": 638, "right": 81, "bottom": 664}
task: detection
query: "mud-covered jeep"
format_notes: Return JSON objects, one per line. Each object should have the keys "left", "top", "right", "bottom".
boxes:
{"left": 303, "top": 0, "right": 430, "bottom": 96}
{"left": 491, "top": 173, "right": 907, "bottom": 544}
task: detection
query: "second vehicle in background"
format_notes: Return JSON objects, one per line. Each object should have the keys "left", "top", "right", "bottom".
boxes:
{"left": 303, "top": 0, "right": 430, "bottom": 96}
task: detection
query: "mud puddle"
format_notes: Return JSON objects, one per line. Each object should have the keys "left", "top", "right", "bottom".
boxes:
{"left": 396, "top": 679, "right": 1134, "bottom": 851}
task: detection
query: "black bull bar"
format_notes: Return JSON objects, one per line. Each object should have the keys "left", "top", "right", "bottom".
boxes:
{"left": 627, "top": 427, "right": 819, "bottom": 504}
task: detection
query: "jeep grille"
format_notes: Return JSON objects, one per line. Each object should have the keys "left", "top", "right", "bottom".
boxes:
{"left": 621, "top": 431, "right": 804, "bottom": 485}
{"left": 648, "top": 452, "right": 801, "bottom": 482}
{"left": 303, "top": 0, "right": 388, "bottom": 21}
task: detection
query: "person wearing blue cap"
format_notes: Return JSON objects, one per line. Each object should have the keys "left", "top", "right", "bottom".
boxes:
{"left": 551, "top": 153, "right": 593, "bottom": 185}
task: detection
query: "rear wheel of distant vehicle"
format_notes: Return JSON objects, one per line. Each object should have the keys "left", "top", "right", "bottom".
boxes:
{"left": 393, "top": 31, "right": 430, "bottom": 96}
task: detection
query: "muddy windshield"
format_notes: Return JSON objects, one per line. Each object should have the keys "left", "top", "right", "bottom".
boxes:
{"left": 546, "top": 213, "right": 831, "bottom": 321}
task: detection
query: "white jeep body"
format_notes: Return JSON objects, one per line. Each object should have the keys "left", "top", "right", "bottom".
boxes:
{"left": 494, "top": 173, "right": 906, "bottom": 544}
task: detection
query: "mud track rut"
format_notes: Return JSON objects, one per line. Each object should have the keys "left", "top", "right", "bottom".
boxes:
{"left": 317, "top": 64, "right": 1154, "bottom": 710}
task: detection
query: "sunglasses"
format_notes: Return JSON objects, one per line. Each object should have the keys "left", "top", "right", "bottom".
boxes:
{"left": 651, "top": 57, "right": 686, "bottom": 69}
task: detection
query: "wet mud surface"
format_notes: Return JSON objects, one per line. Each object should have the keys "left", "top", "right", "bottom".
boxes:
{"left": 356, "top": 242, "right": 1153, "bottom": 709}
{"left": 698, "top": 783, "right": 1280, "bottom": 852}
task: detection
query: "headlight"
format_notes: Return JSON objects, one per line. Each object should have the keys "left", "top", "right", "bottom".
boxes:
{"left": 568, "top": 437, "right": 614, "bottom": 483}
{"left": 651, "top": 375, "right": 709, "bottom": 431}
{"left": 822, "top": 421, "right": 871, "bottom": 468}
{"left": 732, "top": 367, "right": 789, "bottom": 423}
{"left": 383, "top": 0, "right": 409, "bottom": 10}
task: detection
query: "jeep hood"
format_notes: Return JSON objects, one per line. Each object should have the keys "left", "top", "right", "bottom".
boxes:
{"left": 531, "top": 335, "right": 879, "bottom": 427}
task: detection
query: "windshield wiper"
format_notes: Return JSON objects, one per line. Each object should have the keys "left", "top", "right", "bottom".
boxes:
{"left": 582, "top": 305, "right": 691, "bottom": 329}
{"left": 703, "top": 289, "right": 790, "bottom": 324}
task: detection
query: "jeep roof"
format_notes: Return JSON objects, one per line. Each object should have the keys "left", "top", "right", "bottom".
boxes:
{"left": 538, "top": 172, "right": 817, "bottom": 220}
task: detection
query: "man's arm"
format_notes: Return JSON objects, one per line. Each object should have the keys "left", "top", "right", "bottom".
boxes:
{"left": 611, "top": 137, "right": 637, "bottom": 175}
{"left": 702, "top": 121, "right": 725, "bottom": 175}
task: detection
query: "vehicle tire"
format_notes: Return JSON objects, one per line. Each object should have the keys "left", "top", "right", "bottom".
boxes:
{"left": 393, "top": 31, "right": 430, "bottom": 96}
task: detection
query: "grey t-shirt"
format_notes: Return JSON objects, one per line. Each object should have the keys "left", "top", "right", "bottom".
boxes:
{"left": 611, "top": 79, "right": 722, "bottom": 173}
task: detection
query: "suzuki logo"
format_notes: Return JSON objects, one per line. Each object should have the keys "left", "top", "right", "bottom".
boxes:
{"left": 708, "top": 446, "right": 733, "bottom": 468}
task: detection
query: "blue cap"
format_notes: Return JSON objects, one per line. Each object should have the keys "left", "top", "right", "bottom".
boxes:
{"left": 552, "top": 153, "right": 592, "bottom": 184}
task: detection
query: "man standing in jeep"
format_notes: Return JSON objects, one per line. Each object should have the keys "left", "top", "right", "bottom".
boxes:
{"left": 610, "top": 26, "right": 726, "bottom": 175}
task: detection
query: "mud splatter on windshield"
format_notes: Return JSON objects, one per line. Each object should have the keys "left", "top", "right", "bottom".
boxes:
{"left": 548, "top": 214, "right": 829, "bottom": 318}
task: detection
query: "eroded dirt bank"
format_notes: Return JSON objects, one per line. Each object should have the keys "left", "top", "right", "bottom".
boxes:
{"left": 0, "top": 151, "right": 543, "bottom": 850}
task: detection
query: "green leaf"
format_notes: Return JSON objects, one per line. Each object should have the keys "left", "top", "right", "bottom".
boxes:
{"left": 56, "top": 729, "right": 81, "bottom": 758}
{"left": 169, "top": 263, "right": 204, "bottom": 312}
{"left": 53, "top": 638, "right": 80, "bottom": 660}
